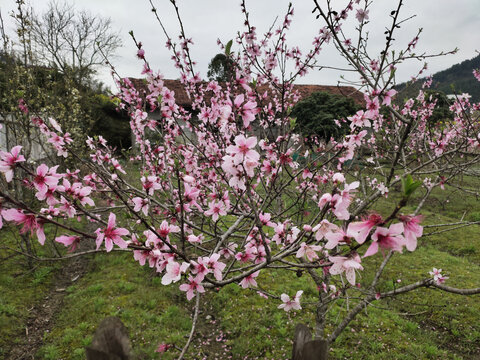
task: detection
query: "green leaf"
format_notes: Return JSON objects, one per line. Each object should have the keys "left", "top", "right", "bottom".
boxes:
{"left": 225, "top": 40, "right": 233, "bottom": 56}
{"left": 402, "top": 174, "right": 422, "bottom": 198}
{"left": 290, "top": 117, "right": 296, "bottom": 129}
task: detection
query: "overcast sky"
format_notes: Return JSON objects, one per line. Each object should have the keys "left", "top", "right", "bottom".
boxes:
{"left": 2, "top": 0, "right": 479, "bottom": 91}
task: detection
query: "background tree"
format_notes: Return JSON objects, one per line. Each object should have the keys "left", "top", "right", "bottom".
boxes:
{"left": 31, "top": 0, "right": 121, "bottom": 85}
{"left": 207, "top": 53, "right": 235, "bottom": 82}
{"left": 290, "top": 91, "right": 360, "bottom": 143}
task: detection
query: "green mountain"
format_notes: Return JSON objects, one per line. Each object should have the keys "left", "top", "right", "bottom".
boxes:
{"left": 395, "top": 54, "right": 480, "bottom": 102}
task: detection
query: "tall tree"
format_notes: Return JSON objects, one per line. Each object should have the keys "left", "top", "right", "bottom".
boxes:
{"left": 31, "top": 1, "right": 121, "bottom": 85}
{"left": 207, "top": 53, "right": 234, "bottom": 82}
{"left": 290, "top": 91, "right": 360, "bottom": 143}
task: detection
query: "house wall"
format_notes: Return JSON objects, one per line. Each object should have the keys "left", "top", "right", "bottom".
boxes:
{"left": 0, "top": 114, "right": 50, "bottom": 161}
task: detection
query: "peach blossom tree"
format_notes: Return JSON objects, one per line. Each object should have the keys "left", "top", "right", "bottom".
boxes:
{"left": 1, "top": 0, "right": 480, "bottom": 358}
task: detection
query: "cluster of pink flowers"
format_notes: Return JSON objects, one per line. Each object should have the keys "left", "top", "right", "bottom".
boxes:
{"left": 429, "top": 268, "right": 448, "bottom": 284}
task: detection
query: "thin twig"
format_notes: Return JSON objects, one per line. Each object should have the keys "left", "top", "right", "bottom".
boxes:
{"left": 177, "top": 292, "right": 201, "bottom": 360}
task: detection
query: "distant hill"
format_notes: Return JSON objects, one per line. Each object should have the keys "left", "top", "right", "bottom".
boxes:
{"left": 395, "top": 54, "right": 480, "bottom": 102}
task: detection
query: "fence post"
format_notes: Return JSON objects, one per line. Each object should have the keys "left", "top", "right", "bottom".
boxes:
{"left": 85, "top": 316, "right": 131, "bottom": 360}
{"left": 292, "top": 323, "right": 329, "bottom": 360}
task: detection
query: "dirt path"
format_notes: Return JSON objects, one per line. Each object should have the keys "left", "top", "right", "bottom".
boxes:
{"left": 6, "top": 246, "right": 91, "bottom": 360}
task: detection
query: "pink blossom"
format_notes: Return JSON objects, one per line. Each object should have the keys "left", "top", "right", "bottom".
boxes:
{"left": 183, "top": 183, "right": 202, "bottom": 212}
{"left": 48, "top": 117, "right": 62, "bottom": 132}
{"left": 111, "top": 159, "right": 126, "bottom": 174}
{"left": 2, "top": 209, "right": 46, "bottom": 245}
{"left": 204, "top": 201, "right": 227, "bottom": 222}
{"left": 141, "top": 175, "right": 162, "bottom": 195}
{"left": 187, "top": 234, "right": 203, "bottom": 244}
{"left": 36, "top": 184, "right": 64, "bottom": 206}
{"left": 331, "top": 194, "right": 350, "bottom": 220}
{"left": 348, "top": 110, "right": 371, "bottom": 129}
{"left": 296, "top": 242, "right": 322, "bottom": 261}
{"left": 18, "top": 98, "right": 29, "bottom": 114}
{"left": 157, "top": 220, "right": 180, "bottom": 241}
{"left": 58, "top": 196, "right": 75, "bottom": 217}
{"left": 364, "top": 223, "right": 405, "bottom": 257}
{"left": 312, "top": 220, "right": 339, "bottom": 241}
{"left": 286, "top": 226, "right": 301, "bottom": 244}
{"left": 429, "top": 268, "right": 448, "bottom": 284}
{"left": 133, "top": 249, "right": 150, "bottom": 266}
{"left": 190, "top": 257, "right": 210, "bottom": 282}
{"left": 74, "top": 185, "right": 95, "bottom": 207}
{"left": 278, "top": 290, "right": 303, "bottom": 312}
{"left": 234, "top": 94, "right": 258, "bottom": 128}
{"left": 32, "top": 164, "right": 60, "bottom": 195}
{"left": 329, "top": 253, "right": 363, "bottom": 286}
{"left": 302, "top": 168, "right": 313, "bottom": 179}
{"left": 55, "top": 235, "right": 81, "bottom": 252}
{"left": 0, "top": 146, "right": 26, "bottom": 182}
{"left": 365, "top": 96, "right": 380, "bottom": 119}
{"left": 259, "top": 213, "right": 275, "bottom": 227}
{"left": 179, "top": 276, "right": 205, "bottom": 300}
{"left": 239, "top": 270, "right": 260, "bottom": 288}
{"left": 132, "top": 197, "right": 149, "bottom": 216}
{"left": 399, "top": 214, "right": 423, "bottom": 251}
{"left": 219, "top": 242, "right": 238, "bottom": 259}
{"left": 161, "top": 260, "right": 190, "bottom": 285}
{"left": 473, "top": 69, "right": 480, "bottom": 82}
{"left": 155, "top": 343, "right": 171, "bottom": 353}
{"left": 355, "top": 8, "right": 369, "bottom": 22}
{"left": 382, "top": 89, "right": 397, "bottom": 106}
{"left": 348, "top": 213, "right": 383, "bottom": 244}
{"left": 204, "top": 253, "right": 226, "bottom": 281}
{"left": 324, "top": 228, "right": 357, "bottom": 249}
{"left": 95, "top": 213, "right": 129, "bottom": 252}
{"left": 332, "top": 173, "right": 345, "bottom": 184}
{"left": 272, "top": 222, "right": 286, "bottom": 245}
{"left": 257, "top": 291, "right": 268, "bottom": 299}
{"left": 234, "top": 247, "right": 256, "bottom": 263}
{"left": 226, "top": 135, "right": 260, "bottom": 165}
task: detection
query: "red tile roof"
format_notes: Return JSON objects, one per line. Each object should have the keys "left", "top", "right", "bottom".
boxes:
{"left": 292, "top": 84, "right": 365, "bottom": 105}
{"left": 129, "top": 78, "right": 364, "bottom": 108}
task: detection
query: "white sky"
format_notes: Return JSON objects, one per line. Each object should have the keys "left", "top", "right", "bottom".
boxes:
{"left": 2, "top": 0, "right": 479, "bottom": 92}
